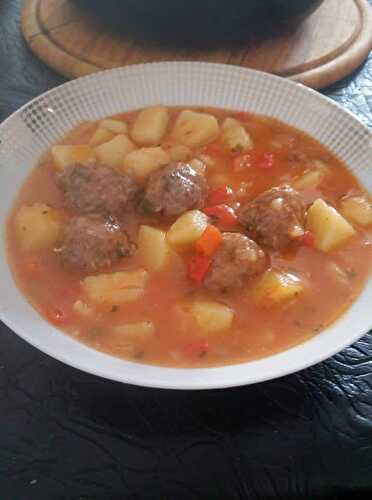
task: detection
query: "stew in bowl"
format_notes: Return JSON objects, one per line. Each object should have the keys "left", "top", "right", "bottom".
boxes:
{"left": 7, "top": 105, "right": 372, "bottom": 368}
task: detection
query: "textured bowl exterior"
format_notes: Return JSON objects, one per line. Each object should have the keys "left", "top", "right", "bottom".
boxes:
{"left": 0, "top": 63, "right": 371, "bottom": 389}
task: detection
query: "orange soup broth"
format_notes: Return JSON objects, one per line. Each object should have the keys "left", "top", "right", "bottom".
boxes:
{"left": 7, "top": 107, "right": 372, "bottom": 367}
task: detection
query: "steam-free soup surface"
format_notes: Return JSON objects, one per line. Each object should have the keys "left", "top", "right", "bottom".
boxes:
{"left": 7, "top": 106, "right": 372, "bottom": 367}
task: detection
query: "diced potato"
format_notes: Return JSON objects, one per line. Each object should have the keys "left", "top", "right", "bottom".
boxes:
{"left": 190, "top": 301, "right": 234, "bottom": 334}
{"left": 307, "top": 199, "right": 356, "bottom": 252}
{"left": 51, "top": 145, "right": 96, "bottom": 170}
{"left": 189, "top": 158, "right": 206, "bottom": 176}
{"left": 221, "top": 117, "right": 253, "bottom": 152}
{"left": 123, "top": 147, "right": 170, "bottom": 184}
{"left": 111, "top": 321, "right": 155, "bottom": 357}
{"left": 73, "top": 300, "right": 95, "bottom": 318}
{"left": 89, "top": 127, "right": 115, "bottom": 147}
{"left": 254, "top": 269, "right": 304, "bottom": 306}
{"left": 271, "top": 134, "right": 294, "bottom": 149}
{"left": 112, "top": 321, "right": 155, "bottom": 340}
{"left": 168, "top": 144, "right": 191, "bottom": 162}
{"left": 294, "top": 169, "right": 323, "bottom": 190}
{"left": 100, "top": 119, "right": 128, "bottom": 134}
{"left": 82, "top": 269, "right": 148, "bottom": 304}
{"left": 138, "top": 225, "right": 169, "bottom": 271}
{"left": 95, "top": 134, "right": 135, "bottom": 168}
{"left": 14, "top": 203, "right": 61, "bottom": 251}
{"left": 340, "top": 196, "right": 372, "bottom": 227}
{"left": 131, "top": 106, "right": 169, "bottom": 146}
{"left": 172, "top": 110, "right": 219, "bottom": 147}
{"left": 167, "top": 210, "right": 208, "bottom": 247}
{"left": 312, "top": 159, "right": 329, "bottom": 172}
{"left": 197, "top": 154, "right": 215, "bottom": 167}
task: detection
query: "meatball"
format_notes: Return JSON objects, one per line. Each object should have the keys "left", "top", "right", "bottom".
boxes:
{"left": 204, "top": 232, "right": 266, "bottom": 292}
{"left": 58, "top": 163, "right": 139, "bottom": 217}
{"left": 60, "top": 215, "right": 133, "bottom": 271}
{"left": 142, "top": 163, "right": 208, "bottom": 217}
{"left": 239, "top": 186, "right": 306, "bottom": 250}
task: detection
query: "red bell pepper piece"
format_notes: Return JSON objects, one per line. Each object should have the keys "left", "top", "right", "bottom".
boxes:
{"left": 187, "top": 254, "right": 212, "bottom": 283}
{"left": 203, "top": 204, "right": 238, "bottom": 229}
{"left": 207, "top": 185, "right": 233, "bottom": 206}
{"left": 195, "top": 224, "right": 223, "bottom": 257}
{"left": 302, "top": 230, "right": 315, "bottom": 247}
{"left": 234, "top": 111, "right": 252, "bottom": 122}
{"left": 183, "top": 339, "right": 210, "bottom": 357}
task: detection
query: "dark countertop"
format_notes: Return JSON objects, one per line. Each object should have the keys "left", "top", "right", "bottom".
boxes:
{"left": 1, "top": 2, "right": 372, "bottom": 499}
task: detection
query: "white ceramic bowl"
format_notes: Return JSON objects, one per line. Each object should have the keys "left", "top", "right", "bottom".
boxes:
{"left": 0, "top": 63, "right": 371, "bottom": 390}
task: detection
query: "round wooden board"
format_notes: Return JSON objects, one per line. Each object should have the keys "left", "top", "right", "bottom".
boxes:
{"left": 22, "top": 0, "right": 372, "bottom": 89}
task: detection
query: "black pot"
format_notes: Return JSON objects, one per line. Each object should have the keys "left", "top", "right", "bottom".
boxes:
{"left": 73, "top": 0, "right": 324, "bottom": 49}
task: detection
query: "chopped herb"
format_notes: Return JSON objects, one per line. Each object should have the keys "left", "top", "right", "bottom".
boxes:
{"left": 209, "top": 215, "right": 219, "bottom": 226}
{"left": 293, "top": 320, "right": 303, "bottom": 328}
{"left": 232, "top": 144, "right": 244, "bottom": 153}
{"left": 199, "top": 349, "right": 208, "bottom": 358}
{"left": 312, "top": 324, "right": 324, "bottom": 334}
{"left": 87, "top": 327, "right": 102, "bottom": 339}
{"left": 346, "top": 268, "right": 357, "bottom": 280}
{"left": 111, "top": 305, "right": 119, "bottom": 313}
{"left": 133, "top": 350, "right": 145, "bottom": 359}
{"left": 42, "top": 210, "right": 48, "bottom": 215}
{"left": 141, "top": 199, "right": 155, "bottom": 215}
{"left": 116, "top": 246, "right": 129, "bottom": 258}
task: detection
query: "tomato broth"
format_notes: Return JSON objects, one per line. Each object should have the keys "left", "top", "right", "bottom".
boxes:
{"left": 7, "top": 107, "right": 372, "bottom": 367}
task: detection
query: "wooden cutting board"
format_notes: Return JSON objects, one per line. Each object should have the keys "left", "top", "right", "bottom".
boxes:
{"left": 22, "top": 0, "right": 372, "bottom": 88}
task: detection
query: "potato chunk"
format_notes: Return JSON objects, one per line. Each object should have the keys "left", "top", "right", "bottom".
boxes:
{"left": 51, "top": 145, "right": 96, "bottom": 170}
{"left": 112, "top": 321, "right": 155, "bottom": 340}
{"left": 307, "top": 199, "right": 356, "bottom": 252}
{"left": 189, "top": 158, "right": 207, "bottom": 176}
{"left": 123, "top": 147, "right": 170, "bottom": 184}
{"left": 89, "top": 127, "right": 115, "bottom": 147}
{"left": 95, "top": 134, "right": 135, "bottom": 168}
{"left": 221, "top": 117, "right": 253, "bottom": 152}
{"left": 100, "top": 119, "right": 128, "bottom": 134}
{"left": 340, "top": 196, "right": 372, "bottom": 227}
{"left": 167, "top": 210, "right": 208, "bottom": 247}
{"left": 190, "top": 301, "right": 234, "bottom": 334}
{"left": 111, "top": 321, "right": 155, "bottom": 357}
{"left": 73, "top": 300, "right": 95, "bottom": 318}
{"left": 82, "top": 269, "right": 148, "bottom": 304}
{"left": 172, "top": 110, "right": 219, "bottom": 147}
{"left": 168, "top": 144, "right": 191, "bottom": 162}
{"left": 254, "top": 269, "right": 304, "bottom": 306}
{"left": 131, "top": 106, "right": 169, "bottom": 146}
{"left": 138, "top": 225, "right": 169, "bottom": 271}
{"left": 14, "top": 203, "right": 61, "bottom": 251}
{"left": 294, "top": 169, "right": 323, "bottom": 190}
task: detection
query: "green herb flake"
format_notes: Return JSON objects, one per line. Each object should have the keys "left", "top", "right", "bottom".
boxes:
{"left": 232, "top": 144, "right": 244, "bottom": 153}
{"left": 141, "top": 199, "right": 155, "bottom": 216}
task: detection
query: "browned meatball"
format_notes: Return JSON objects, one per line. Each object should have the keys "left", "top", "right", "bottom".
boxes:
{"left": 58, "top": 163, "right": 139, "bottom": 217}
{"left": 60, "top": 215, "right": 133, "bottom": 272}
{"left": 204, "top": 232, "right": 266, "bottom": 292}
{"left": 239, "top": 186, "right": 306, "bottom": 250}
{"left": 142, "top": 163, "right": 208, "bottom": 217}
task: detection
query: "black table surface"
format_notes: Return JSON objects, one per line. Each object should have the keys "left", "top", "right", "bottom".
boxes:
{"left": 1, "top": 1, "right": 372, "bottom": 499}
